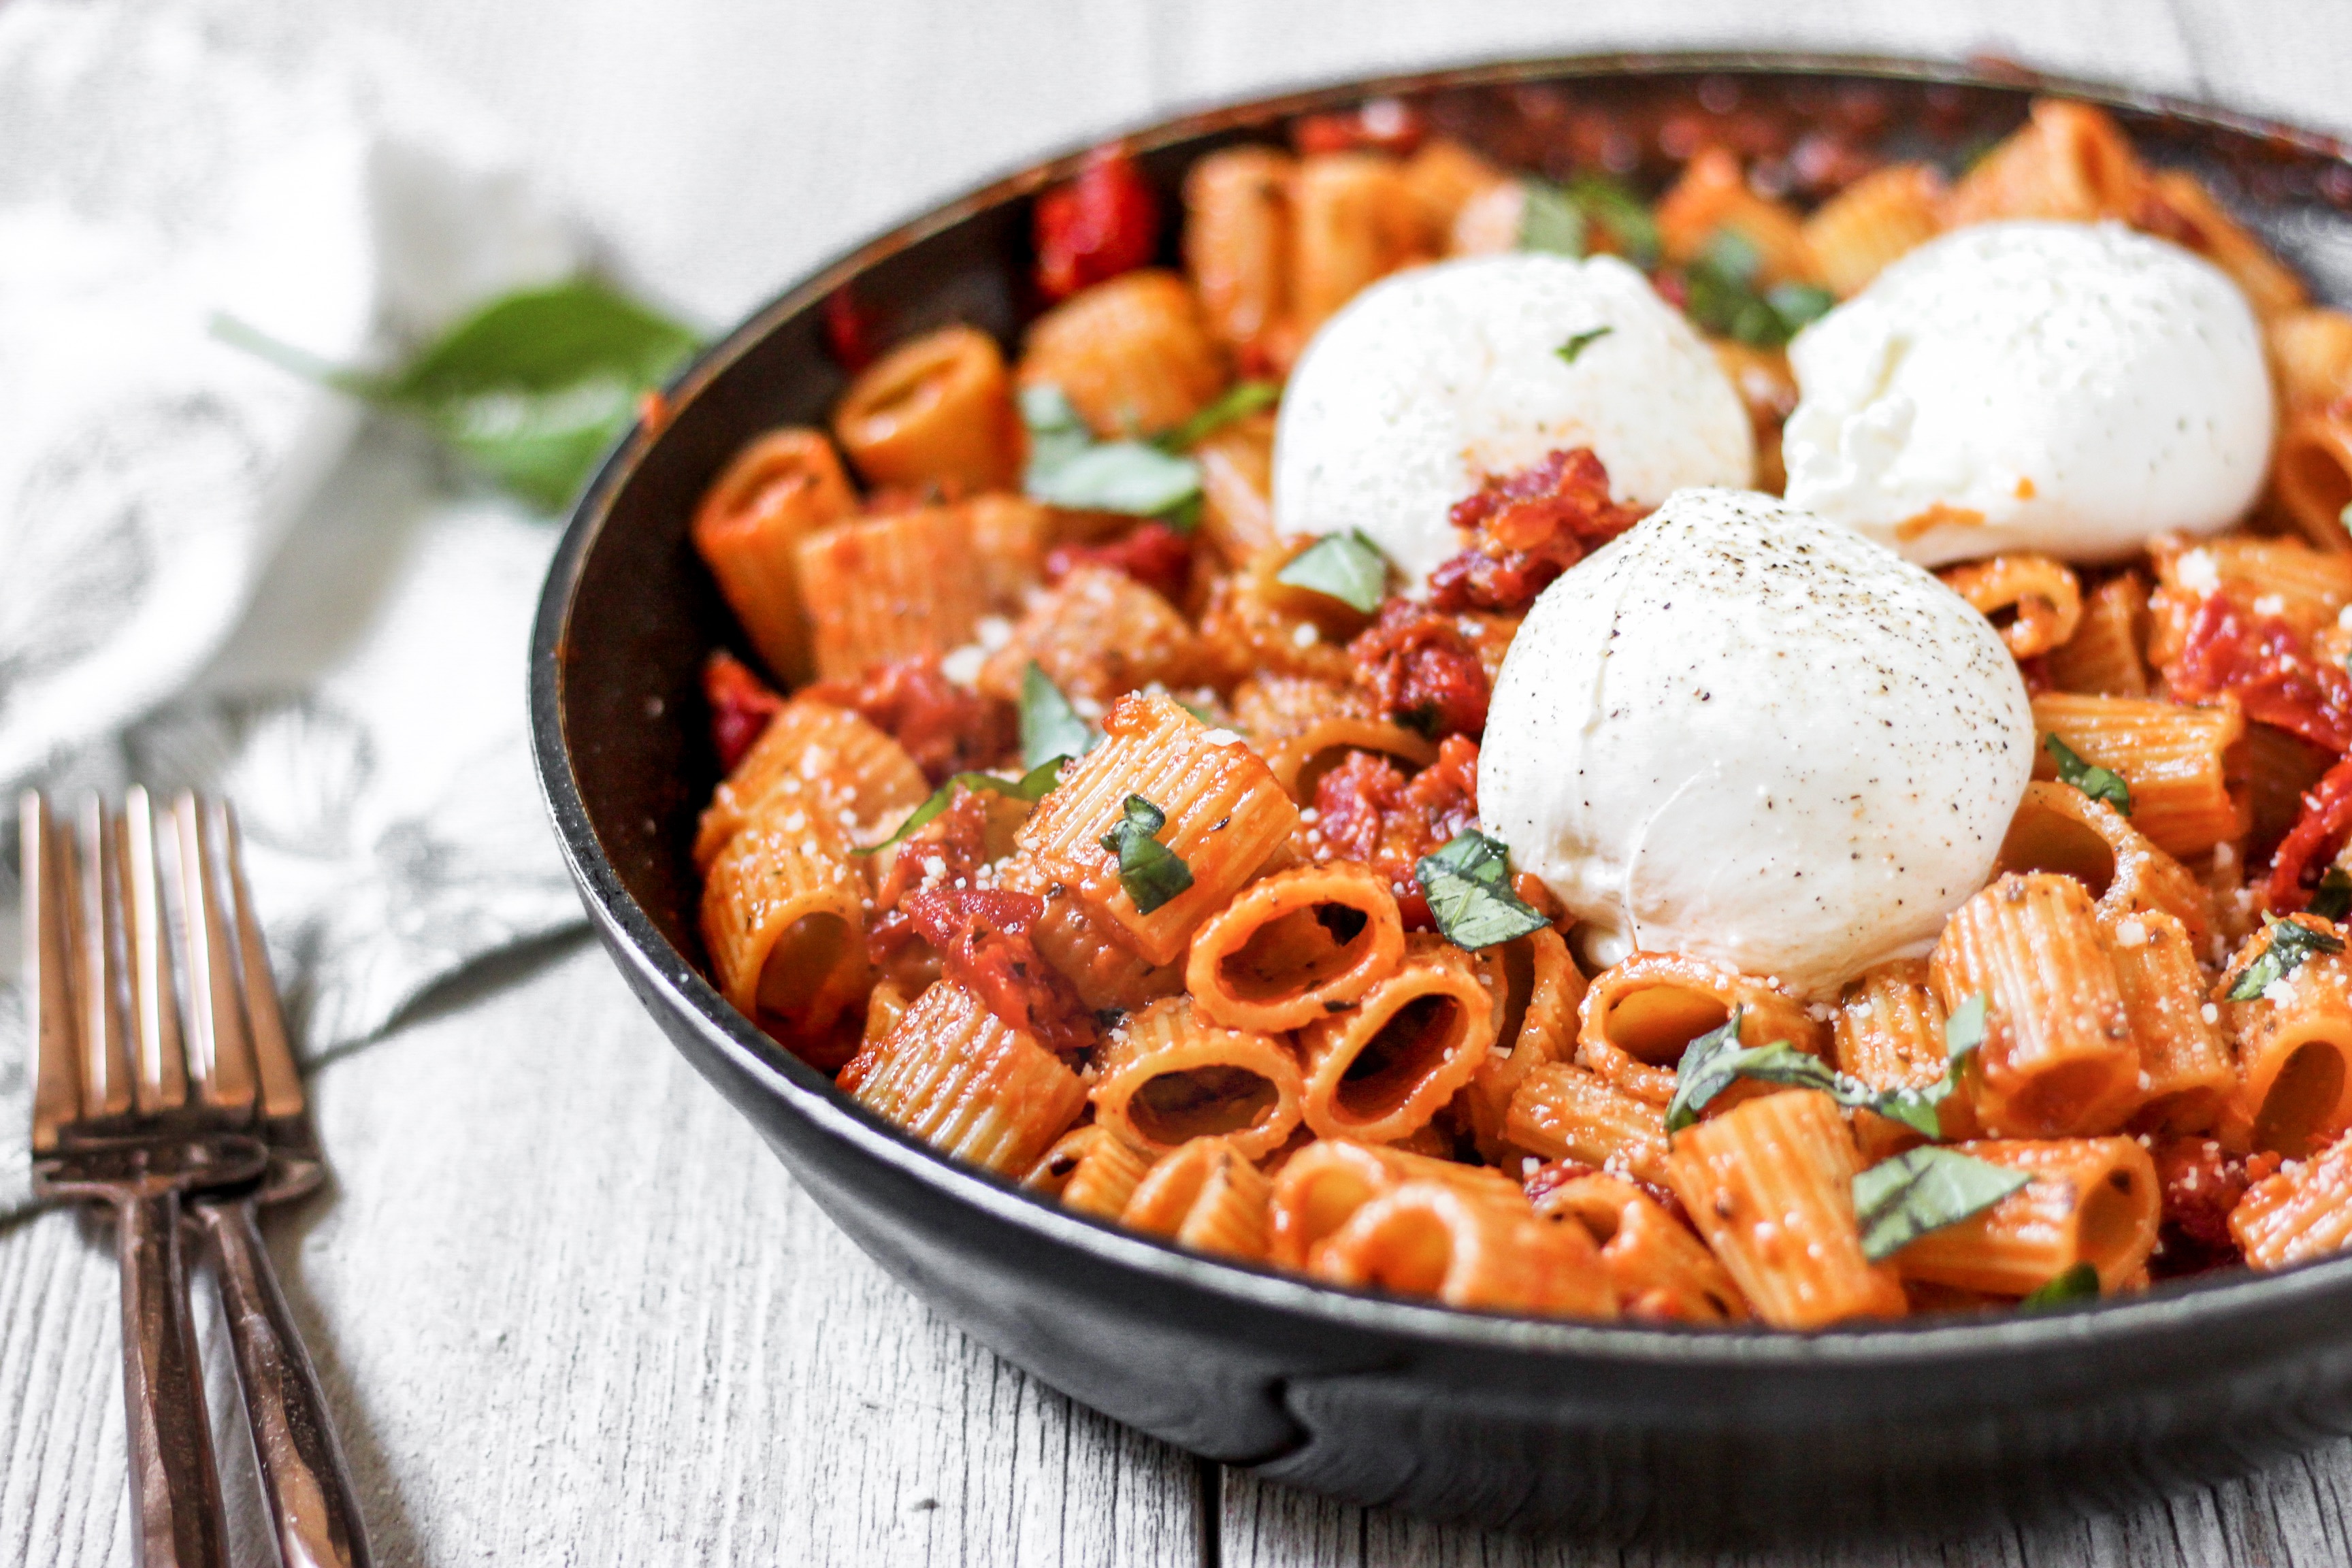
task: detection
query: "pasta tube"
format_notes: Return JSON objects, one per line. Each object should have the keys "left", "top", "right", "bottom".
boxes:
{"left": 1017, "top": 693, "right": 1300, "bottom": 965}
{"left": 1120, "top": 1134, "right": 1273, "bottom": 1260}
{"left": 2232, "top": 1128, "right": 2352, "bottom": 1269}
{"left": 1024, "top": 1125, "right": 1156, "bottom": 1220}
{"left": 1665, "top": 1088, "right": 1908, "bottom": 1328}
{"left": 700, "top": 798, "right": 870, "bottom": 1068}
{"left": 1993, "top": 780, "right": 2211, "bottom": 951}
{"left": 2219, "top": 919, "right": 2352, "bottom": 1158}
{"left": 1296, "top": 934, "right": 1497, "bottom": 1144}
{"left": 1576, "top": 950, "right": 1825, "bottom": 1108}
{"left": 794, "top": 506, "right": 990, "bottom": 681}
{"left": 695, "top": 698, "right": 930, "bottom": 870}
{"left": 1090, "top": 996, "right": 1305, "bottom": 1159}
{"left": 2098, "top": 909, "right": 2234, "bottom": 1134}
{"left": 1532, "top": 1172, "right": 1748, "bottom": 1323}
{"left": 1503, "top": 1062, "right": 1673, "bottom": 1188}
{"left": 1017, "top": 270, "right": 1227, "bottom": 438}
{"left": 1309, "top": 1179, "right": 1616, "bottom": 1319}
{"left": 1192, "top": 410, "right": 1279, "bottom": 568}
{"left": 1457, "top": 927, "right": 1584, "bottom": 1160}
{"left": 1938, "top": 554, "right": 2083, "bottom": 660}
{"left": 1943, "top": 98, "right": 2148, "bottom": 227}
{"left": 1885, "top": 1137, "right": 2160, "bottom": 1296}
{"left": 1833, "top": 958, "right": 1976, "bottom": 1155}
{"left": 1186, "top": 862, "right": 1407, "bottom": 1031}
{"left": 1931, "top": 873, "right": 2143, "bottom": 1138}
{"left": 1183, "top": 146, "right": 1294, "bottom": 367}
{"left": 2273, "top": 408, "right": 2352, "bottom": 555}
{"left": 2046, "top": 572, "right": 2151, "bottom": 699}
{"left": 1227, "top": 674, "right": 1437, "bottom": 800}
{"left": 2030, "top": 693, "right": 2248, "bottom": 862}
{"left": 977, "top": 564, "right": 1212, "bottom": 708}
{"left": 690, "top": 428, "right": 858, "bottom": 684}
{"left": 1265, "top": 1137, "right": 1515, "bottom": 1270}
{"left": 1800, "top": 161, "right": 1944, "bottom": 297}
{"left": 994, "top": 854, "right": 1186, "bottom": 1013}
{"left": 2268, "top": 307, "right": 2352, "bottom": 412}
{"left": 1654, "top": 147, "right": 1815, "bottom": 284}
{"left": 831, "top": 325, "right": 1022, "bottom": 495}
{"left": 840, "top": 979, "right": 1088, "bottom": 1174}
{"left": 1288, "top": 152, "right": 1428, "bottom": 340}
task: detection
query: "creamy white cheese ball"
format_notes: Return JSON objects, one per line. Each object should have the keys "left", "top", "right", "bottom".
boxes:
{"left": 1480, "top": 488, "right": 2034, "bottom": 996}
{"left": 1273, "top": 252, "right": 1754, "bottom": 585}
{"left": 1782, "top": 220, "right": 2273, "bottom": 567}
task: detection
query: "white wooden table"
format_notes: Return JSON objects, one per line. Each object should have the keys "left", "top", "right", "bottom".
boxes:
{"left": 11, "top": 3, "right": 2352, "bottom": 1563}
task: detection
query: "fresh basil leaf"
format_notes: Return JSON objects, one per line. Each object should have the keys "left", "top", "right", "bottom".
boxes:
{"left": 1665, "top": 1007, "right": 1827, "bottom": 1133}
{"left": 1700, "top": 229, "right": 1764, "bottom": 286}
{"left": 1275, "top": 530, "right": 1390, "bottom": 615}
{"left": 1019, "top": 662, "right": 1096, "bottom": 772}
{"left": 855, "top": 757, "right": 1067, "bottom": 856}
{"left": 2021, "top": 1262, "right": 2101, "bottom": 1310}
{"left": 2044, "top": 732, "right": 2132, "bottom": 814}
{"left": 1565, "top": 174, "right": 1662, "bottom": 269}
{"left": 1854, "top": 1147, "right": 2031, "bottom": 1262}
{"left": 1766, "top": 282, "right": 1835, "bottom": 333}
{"left": 2311, "top": 868, "right": 2352, "bottom": 924}
{"left": 1158, "top": 380, "right": 1279, "bottom": 451}
{"left": 1022, "top": 382, "right": 1203, "bottom": 520}
{"left": 1415, "top": 830, "right": 1551, "bottom": 951}
{"left": 2226, "top": 916, "right": 2347, "bottom": 1001}
{"left": 216, "top": 278, "right": 700, "bottom": 510}
{"left": 1555, "top": 326, "right": 1613, "bottom": 365}
{"left": 1175, "top": 698, "right": 1235, "bottom": 730}
{"left": 1100, "top": 794, "right": 1193, "bottom": 915}
{"left": 1517, "top": 180, "right": 1588, "bottom": 256}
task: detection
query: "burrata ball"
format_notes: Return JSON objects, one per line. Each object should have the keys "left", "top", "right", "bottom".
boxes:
{"left": 1782, "top": 220, "right": 2272, "bottom": 566}
{"left": 1273, "top": 252, "right": 1755, "bottom": 586}
{"left": 1479, "top": 488, "right": 2034, "bottom": 996}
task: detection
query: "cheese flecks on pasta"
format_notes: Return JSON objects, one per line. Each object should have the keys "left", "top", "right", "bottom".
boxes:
{"left": 1480, "top": 489, "right": 2034, "bottom": 997}
{"left": 1271, "top": 252, "right": 1754, "bottom": 585}
{"left": 1782, "top": 220, "right": 2273, "bottom": 566}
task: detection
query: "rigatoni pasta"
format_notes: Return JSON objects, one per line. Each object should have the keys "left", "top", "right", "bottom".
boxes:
{"left": 674, "top": 93, "right": 2352, "bottom": 1330}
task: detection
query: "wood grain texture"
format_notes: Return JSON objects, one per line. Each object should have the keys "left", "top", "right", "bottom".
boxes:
{"left": 0, "top": 940, "right": 1199, "bottom": 1567}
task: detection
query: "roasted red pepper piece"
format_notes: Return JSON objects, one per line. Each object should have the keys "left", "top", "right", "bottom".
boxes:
{"left": 1034, "top": 145, "right": 1161, "bottom": 304}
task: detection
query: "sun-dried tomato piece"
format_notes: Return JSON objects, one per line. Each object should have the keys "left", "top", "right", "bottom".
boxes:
{"left": 2264, "top": 755, "right": 2352, "bottom": 913}
{"left": 704, "top": 650, "right": 786, "bottom": 773}
{"left": 900, "top": 887, "right": 1094, "bottom": 1056}
{"left": 822, "top": 284, "right": 877, "bottom": 372}
{"left": 1350, "top": 599, "right": 1492, "bottom": 738}
{"left": 1310, "top": 737, "right": 1481, "bottom": 928}
{"left": 804, "top": 653, "right": 1017, "bottom": 785}
{"left": 1043, "top": 520, "right": 1192, "bottom": 602}
{"left": 2168, "top": 592, "right": 2352, "bottom": 755}
{"left": 2150, "top": 1136, "right": 2276, "bottom": 1277}
{"left": 1034, "top": 145, "right": 1161, "bottom": 304}
{"left": 1429, "top": 447, "right": 1646, "bottom": 615}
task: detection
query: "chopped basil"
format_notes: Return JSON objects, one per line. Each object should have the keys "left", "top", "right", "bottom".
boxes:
{"left": 1516, "top": 180, "right": 1588, "bottom": 256}
{"left": 1158, "top": 380, "right": 1279, "bottom": 451}
{"left": 1019, "top": 662, "right": 1096, "bottom": 772}
{"left": 214, "top": 278, "right": 700, "bottom": 510}
{"left": 854, "top": 757, "right": 1066, "bottom": 856}
{"left": 1020, "top": 383, "right": 1203, "bottom": 522}
{"left": 2310, "top": 867, "right": 2352, "bottom": 923}
{"left": 1853, "top": 1147, "right": 2031, "bottom": 1262}
{"left": 2044, "top": 732, "right": 2132, "bottom": 814}
{"left": 1274, "top": 530, "right": 1390, "bottom": 615}
{"left": 2021, "top": 1262, "right": 2101, "bottom": 1310}
{"left": 2226, "top": 917, "right": 2347, "bottom": 1001}
{"left": 1100, "top": 794, "right": 1194, "bottom": 915}
{"left": 1175, "top": 698, "right": 1235, "bottom": 730}
{"left": 1415, "top": 830, "right": 1551, "bottom": 951}
{"left": 1566, "top": 173, "right": 1662, "bottom": 269}
{"left": 1766, "top": 282, "right": 1835, "bottom": 333}
{"left": 1666, "top": 992, "right": 1989, "bottom": 1139}
{"left": 1555, "top": 326, "right": 1613, "bottom": 365}
{"left": 1682, "top": 230, "right": 1794, "bottom": 348}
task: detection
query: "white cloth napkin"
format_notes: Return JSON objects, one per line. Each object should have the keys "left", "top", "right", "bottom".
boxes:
{"left": 0, "top": 0, "right": 600, "bottom": 1218}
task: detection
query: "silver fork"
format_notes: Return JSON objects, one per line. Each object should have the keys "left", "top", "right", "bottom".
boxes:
{"left": 174, "top": 793, "right": 373, "bottom": 1568}
{"left": 24, "top": 788, "right": 267, "bottom": 1568}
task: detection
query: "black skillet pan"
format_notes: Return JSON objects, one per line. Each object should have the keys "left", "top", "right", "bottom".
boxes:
{"left": 529, "top": 53, "right": 2352, "bottom": 1544}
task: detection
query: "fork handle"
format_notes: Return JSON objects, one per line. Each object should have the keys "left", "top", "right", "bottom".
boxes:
{"left": 193, "top": 1197, "right": 372, "bottom": 1568}
{"left": 114, "top": 1190, "right": 229, "bottom": 1568}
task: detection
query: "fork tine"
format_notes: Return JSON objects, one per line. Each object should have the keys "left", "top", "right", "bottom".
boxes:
{"left": 173, "top": 789, "right": 257, "bottom": 1119}
{"left": 121, "top": 786, "right": 190, "bottom": 1114}
{"left": 214, "top": 798, "right": 302, "bottom": 1122}
{"left": 70, "top": 795, "right": 134, "bottom": 1125}
{"left": 22, "top": 793, "right": 80, "bottom": 1155}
